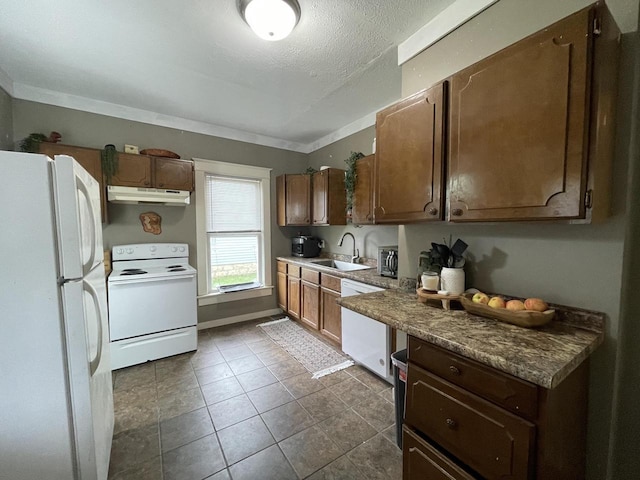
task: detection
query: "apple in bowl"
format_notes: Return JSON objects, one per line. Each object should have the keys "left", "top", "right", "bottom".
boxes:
{"left": 488, "top": 296, "right": 506, "bottom": 309}
{"left": 472, "top": 292, "right": 489, "bottom": 304}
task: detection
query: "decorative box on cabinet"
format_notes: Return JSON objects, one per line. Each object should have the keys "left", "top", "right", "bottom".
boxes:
{"left": 351, "top": 155, "right": 374, "bottom": 225}
{"left": 374, "top": 82, "right": 446, "bottom": 224}
{"left": 38, "top": 143, "right": 108, "bottom": 223}
{"left": 276, "top": 174, "right": 311, "bottom": 226}
{"left": 404, "top": 337, "right": 589, "bottom": 480}
{"left": 312, "top": 168, "right": 346, "bottom": 225}
{"left": 447, "top": 3, "right": 619, "bottom": 222}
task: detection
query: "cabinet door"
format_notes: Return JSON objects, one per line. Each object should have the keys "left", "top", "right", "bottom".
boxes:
{"left": 287, "top": 276, "right": 301, "bottom": 320}
{"left": 320, "top": 287, "right": 341, "bottom": 345}
{"left": 301, "top": 280, "right": 320, "bottom": 330}
{"left": 276, "top": 175, "right": 286, "bottom": 226}
{"left": 448, "top": 8, "right": 592, "bottom": 222}
{"left": 153, "top": 157, "right": 194, "bottom": 191}
{"left": 110, "top": 153, "right": 152, "bottom": 187}
{"left": 374, "top": 82, "right": 446, "bottom": 223}
{"left": 38, "top": 143, "right": 108, "bottom": 224}
{"left": 403, "top": 426, "right": 476, "bottom": 480}
{"left": 285, "top": 174, "right": 311, "bottom": 225}
{"left": 277, "top": 271, "right": 287, "bottom": 310}
{"left": 352, "top": 155, "right": 374, "bottom": 225}
{"left": 406, "top": 363, "right": 535, "bottom": 480}
{"left": 313, "top": 168, "right": 346, "bottom": 225}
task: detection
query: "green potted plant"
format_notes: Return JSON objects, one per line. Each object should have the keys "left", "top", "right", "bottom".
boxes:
{"left": 344, "top": 151, "right": 364, "bottom": 214}
{"left": 101, "top": 144, "right": 119, "bottom": 184}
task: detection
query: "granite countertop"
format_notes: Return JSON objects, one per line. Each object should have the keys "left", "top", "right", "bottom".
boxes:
{"left": 337, "top": 289, "right": 605, "bottom": 389}
{"left": 277, "top": 256, "right": 399, "bottom": 289}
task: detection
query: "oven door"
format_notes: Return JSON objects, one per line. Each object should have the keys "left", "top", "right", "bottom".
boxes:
{"left": 108, "top": 274, "right": 197, "bottom": 341}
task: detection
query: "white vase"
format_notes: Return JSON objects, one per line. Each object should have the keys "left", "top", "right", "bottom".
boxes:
{"left": 440, "top": 267, "right": 465, "bottom": 295}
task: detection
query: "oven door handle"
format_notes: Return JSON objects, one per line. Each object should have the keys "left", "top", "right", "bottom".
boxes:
{"left": 108, "top": 274, "right": 195, "bottom": 285}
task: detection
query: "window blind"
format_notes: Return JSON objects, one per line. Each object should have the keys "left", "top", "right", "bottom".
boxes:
{"left": 204, "top": 175, "right": 261, "bottom": 232}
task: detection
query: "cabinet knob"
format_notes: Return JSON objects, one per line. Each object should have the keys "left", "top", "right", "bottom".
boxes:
{"left": 451, "top": 208, "right": 463, "bottom": 216}
{"left": 144, "top": 181, "right": 150, "bottom": 186}
{"left": 428, "top": 207, "right": 438, "bottom": 216}
{"left": 449, "top": 365, "right": 461, "bottom": 375}
{"left": 159, "top": 183, "right": 164, "bottom": 187}
{"left": 446, "top": 418, "right": 457, "bottom": 429}
{"left": 366, "top": 214, "right": 372, "bottom": 221}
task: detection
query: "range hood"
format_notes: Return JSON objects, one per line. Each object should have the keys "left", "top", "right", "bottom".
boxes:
{"left": 107, "top": 185, "right": 191, "bottom": 206}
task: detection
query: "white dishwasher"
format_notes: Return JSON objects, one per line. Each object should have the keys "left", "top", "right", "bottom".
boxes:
{"left": 341, "top": 278, "right": 393, "bottom": 383}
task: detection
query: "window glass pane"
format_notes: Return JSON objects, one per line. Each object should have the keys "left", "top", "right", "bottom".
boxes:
{"left": 205, "top": 176, "right": 261, "bottom": 232}
{"left": 209, "top": 234, "right": 260, "bottom": 289}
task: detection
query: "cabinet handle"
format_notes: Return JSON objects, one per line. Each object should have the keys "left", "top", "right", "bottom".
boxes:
{"left": 446, "top": 418, "right": 457, "bottom": 429}
{"left": 451, "top": 208, "right": 463, "bottom": 216}
{"left": 144, "top": 181, "right": 150, "bottom": 186}
{"left": 428, "top": 207, "right": 438, "bottom": 216}
{"left": 366, "top": 214, "right": 372, "bottom": 221}
{"left": 449, "top": 365, "right": 461, "bottom": 375}
{"left": 159, "top": 183, "right": 164, "bottom": 187}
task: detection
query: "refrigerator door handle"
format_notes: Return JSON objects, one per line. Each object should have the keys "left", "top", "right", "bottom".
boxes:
{"left": 76, "top": 177, "right": 98, "bottom": 274}
{"left": 84, "top": 278, "right": 103, "bottom": 376}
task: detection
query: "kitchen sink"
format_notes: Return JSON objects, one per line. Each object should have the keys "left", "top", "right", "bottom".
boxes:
{"left": 309, "top": 259, "right": 372, "bottom": 271}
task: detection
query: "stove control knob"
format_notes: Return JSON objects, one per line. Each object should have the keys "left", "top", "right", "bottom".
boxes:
{"left": 116, "top": 248, "right": 124, "bottom": 255}
{"left": 179, "top": 247, "right": 186, "bottom": 252}
{"left": 171, "top": 246, "right": 178, "bottom": 252}
{"left": 126, "top": 248, "right": 133, "bottom": 254}
{"left": 149, "top": 246, "right": 157, "bottom": 252}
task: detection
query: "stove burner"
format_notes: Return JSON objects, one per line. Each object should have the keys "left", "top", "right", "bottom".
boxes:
{"left": 120, "top": 269, "right": 147, "bottom": 276}
{"left": 168, "top": 267, "right": 186, "bottom": 272}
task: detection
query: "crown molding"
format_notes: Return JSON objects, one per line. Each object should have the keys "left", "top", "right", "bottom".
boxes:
{"left": 398, "top": 0, "right": 498, "bottom": 65}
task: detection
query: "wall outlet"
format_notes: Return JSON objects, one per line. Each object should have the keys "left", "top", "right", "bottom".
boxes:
{"left": 318, "top": 239, "right": 326, "bottom": 249}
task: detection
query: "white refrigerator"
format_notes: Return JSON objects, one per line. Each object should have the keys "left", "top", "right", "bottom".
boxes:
{"left": 0, "top": 151, "right": 114, "bottom": 480}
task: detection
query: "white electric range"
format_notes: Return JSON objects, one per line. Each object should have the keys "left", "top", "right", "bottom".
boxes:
{"left": 108, "top": 243, "right": 197, "bottom": 370}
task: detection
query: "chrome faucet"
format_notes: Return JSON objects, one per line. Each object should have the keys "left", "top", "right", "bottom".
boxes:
{"left": 338, "top": 232, "right": 360, "bottom": 263}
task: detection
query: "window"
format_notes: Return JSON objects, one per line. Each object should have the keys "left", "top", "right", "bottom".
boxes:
{"left": 194, "top": 159, "right": 272, "bottom": 305}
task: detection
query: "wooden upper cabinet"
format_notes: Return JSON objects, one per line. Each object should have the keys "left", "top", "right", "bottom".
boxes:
{"left": 351, "top": 155, "right": 374, "bottom": 225}
{"left": 448, "top": 6, "right": 615, "bottom": 222}
{"left": 374, "top": 82, "right": 446, "bottom": 224}
{"left": 312, "top": 168, "right": 346, "bottom": 225}
{"left": 153, "top": 157, "right": 194, "bottom": 191}
{"left": 110, "top": 153, "right": 152, "bottom": 187}
{"left": 275, "top": 174, "right": 311, "bottom": 226}
{"left": 38, "top": 143, "right": 108, "bottom": 223}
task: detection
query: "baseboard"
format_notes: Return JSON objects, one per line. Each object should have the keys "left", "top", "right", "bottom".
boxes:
{"left": 197, "top": 308, "right": 283, "bottom": 330}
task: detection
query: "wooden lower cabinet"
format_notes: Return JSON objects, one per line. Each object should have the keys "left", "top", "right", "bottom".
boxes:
{"left": 403, "top": 426, "right": 475, "bottom": 480}
{"left": 320, "top": 286, "right": 341, "bottom": 345}
{"left": 300, "top": 268, "right": 321, "bottom": 330}
{"left": 277, "top": 271, "right": 287, "bottom": 310}
{"left": 404, "top": 336, "right": 589, "bottom": 480}
{"left": 286, "top": 264, "right": 302, "bottom": 319}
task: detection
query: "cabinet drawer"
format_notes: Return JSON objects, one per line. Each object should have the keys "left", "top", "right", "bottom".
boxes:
{"left": 406, "top": 364, "right": 535, "bottom": 480}
{"left": 403, "top": 426, "right": 477, "bottom": 480}
{"left": 288, "top": 265, "right": 301, "bottom": 278}
{"left": 301, "top": 268, "right": 320, "bottom": 284}
{"left": 408, "top": 337, "right": 537, "bottom": 420}
{"left": 320, "top": 273, "right": 341, "bottom": 292}
{"left": 277, "top": 261, "right": 287, "bottom": 274}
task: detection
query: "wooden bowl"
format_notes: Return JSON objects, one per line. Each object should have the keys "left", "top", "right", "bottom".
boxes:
{"left": 140, "top": 148, "right": 181, "bottom": 159}
{"left": 459, "top": 293, "right": 554, "bottom": 328}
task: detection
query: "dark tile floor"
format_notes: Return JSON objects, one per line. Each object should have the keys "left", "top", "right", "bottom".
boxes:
{"left": 108, "top": 317, "right": 402, "bottom": 480}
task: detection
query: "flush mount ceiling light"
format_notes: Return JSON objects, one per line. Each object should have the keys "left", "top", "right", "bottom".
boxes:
{"left": 238, "top": 0, "right": 301, "bottom": 41}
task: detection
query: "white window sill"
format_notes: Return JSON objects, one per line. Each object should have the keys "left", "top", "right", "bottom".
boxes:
{"left": 197, "top": 285, "right": 274, "bottom": 306}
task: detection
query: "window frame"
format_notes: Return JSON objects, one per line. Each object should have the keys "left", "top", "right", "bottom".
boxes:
{"left": 194, "top": 158, "right": 273, "bottom": 306}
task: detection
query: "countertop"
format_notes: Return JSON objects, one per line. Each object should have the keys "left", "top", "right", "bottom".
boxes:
{"left": 337, "top": 289, "right": 605, "bottom": 389}
{"left": 277, "top": 256, "right": 399, "bottom": 289}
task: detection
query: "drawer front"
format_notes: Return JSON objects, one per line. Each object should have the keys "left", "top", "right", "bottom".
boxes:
{"left": 406, "top": 364, "right": 535, "bottom": 480}
{"left": 403, "top": 426, "right": 477, "bottom": 480}
{"left": 320, "top": 273, "right": 341, "bottom": 292}
{"left": 277, "top": 261, "right": 287, "bottom": 274}
{"left": 288, "top": 265, "right": 301, "bottom": 278}
{"left": 408, "top": 337, "right": 537, "bottom": 420}
{"left": 301, "top": 268, "right": 320, "bottom": 284}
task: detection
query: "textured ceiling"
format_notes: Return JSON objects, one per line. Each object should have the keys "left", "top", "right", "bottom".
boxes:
{"left": 0, "top": 0, "right": 455, "bottom": 151}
